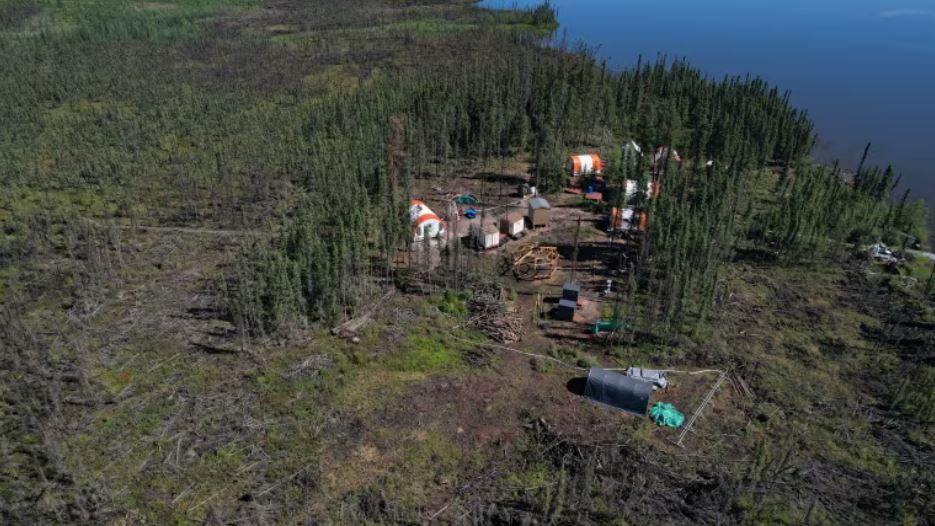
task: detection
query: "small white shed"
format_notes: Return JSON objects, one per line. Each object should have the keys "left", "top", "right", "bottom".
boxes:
{"left": 478, "top": 224, "right": 500, "bottom": 250}
{"left": 500, "top": 213, "right": 525, "bottom": 237}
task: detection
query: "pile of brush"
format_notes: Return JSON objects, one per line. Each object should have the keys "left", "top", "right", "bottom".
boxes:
{"left": 468, "top": 287, "right": 523, "bottom": 344}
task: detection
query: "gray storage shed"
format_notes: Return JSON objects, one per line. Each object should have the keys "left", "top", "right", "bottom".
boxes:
{"left": 528, "top": 198, "right": 551, "bottom": 228}
{"left": 584, "top": 368, "right": 653, "bottom": 415}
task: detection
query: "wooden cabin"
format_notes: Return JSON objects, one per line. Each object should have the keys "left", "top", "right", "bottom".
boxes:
{"left": 528, "top": 197, "right": 551, "bottom": 228}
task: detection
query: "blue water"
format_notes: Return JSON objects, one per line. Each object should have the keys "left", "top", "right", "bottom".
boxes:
{"left": 484, "top": 0, "right": 935, "bottom": 220}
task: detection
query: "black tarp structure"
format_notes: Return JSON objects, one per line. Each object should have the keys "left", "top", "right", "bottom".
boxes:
{"left": 562, "top": 282, "right": 580, "bottom": 302}
{"left": 554, "top": 299, "right": 576, "bottom": 321}
{"left": 584, "top": 368, "right": 652, "bottom": 416}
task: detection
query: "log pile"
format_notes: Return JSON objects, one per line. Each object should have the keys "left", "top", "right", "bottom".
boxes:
{"left": 468, "top": 287, "right": 524, "bottom": 344}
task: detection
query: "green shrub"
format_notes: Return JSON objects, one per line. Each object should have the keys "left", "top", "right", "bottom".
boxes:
{"left": 439, "top": 290, "right": 470, "bottom": 318}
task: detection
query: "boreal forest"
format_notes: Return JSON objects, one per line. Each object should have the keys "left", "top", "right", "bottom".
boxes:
{"left": 1, "top": 1, "right": 932, "bottom": 524}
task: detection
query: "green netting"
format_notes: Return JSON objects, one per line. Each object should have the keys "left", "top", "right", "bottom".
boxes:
{"left": 454, "top": 194, "right": 479, "bottom": 205}
{"left": 649, "top": 402, "right": 684, "bottom": 428}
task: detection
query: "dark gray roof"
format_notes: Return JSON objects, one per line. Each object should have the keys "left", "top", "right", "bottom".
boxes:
{"left": 584, "top": 368, "right": 653, "bottom": 415}
{"left": 558, "top": 299, "right": 576, "bottom": 309}
{"left": 563, "top": 282, "right": 580, "bottom": 293}
{"left": 528, "top": 197, "right": 551, "bottom": 210}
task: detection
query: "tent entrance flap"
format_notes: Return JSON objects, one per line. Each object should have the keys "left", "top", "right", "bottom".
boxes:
{"left": 583, "top": 368, "right": 653, "bottom": 416}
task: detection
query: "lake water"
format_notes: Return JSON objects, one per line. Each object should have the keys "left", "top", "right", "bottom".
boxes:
{"left": 483, "top": 0, "right": 935, "bottom": 226}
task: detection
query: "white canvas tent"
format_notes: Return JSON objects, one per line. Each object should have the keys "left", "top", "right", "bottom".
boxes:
{"left": 410, "top": 199, "right": 446, "bottom": 242}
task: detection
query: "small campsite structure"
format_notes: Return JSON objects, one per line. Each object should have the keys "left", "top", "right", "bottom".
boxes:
{"left": 622, "top": 140, "right": 642, "bottom": 161}
{"left": 567, "top": 153, "right": 603, "bottom": 176}
{"left": 604, "top": 179, "right": 651, "bottom": 206}
{"left": 474, "top": 223, "right": 500, "bottom": 250}
{"left": 500, "top": 213, "right": 525, "bottom": 237}
{"left": 528, "top": 197, "right": 551, "bottom": 228}
{"left": 410, "top": 199, "right": 446, "bottom": 242}
{"left": 652, "top": 145, "right": 681, "bottom": 180}
{"left": 583, "top": 368, "right": 653, "bottom": 416}
{"left": 625, "top": 179, "right": 653, "bottom": 201}
{"left": 609, "top": 207, "right": 647, "bottom": 232}
{"left": 606, "top": 179, "right": 654, "bottom": 232}
{"left": 607, "top": 206, "right": 635, "bottom": 232}
{"left": 653, "top": 145, "right": 681, "bottom": 166}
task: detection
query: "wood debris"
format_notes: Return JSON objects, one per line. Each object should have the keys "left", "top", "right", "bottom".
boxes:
{"left": 468, "top": 287, "right": 524, "bottom": 344}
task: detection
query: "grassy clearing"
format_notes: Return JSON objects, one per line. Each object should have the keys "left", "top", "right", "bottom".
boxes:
{"left": 3, "top": 0, "right": 261, "bottom": 40}
{"left": 334, "top": 294, "right": 485, "bottom": 415}
{"left": 386, "top": 334, "right": 465, "bottom": 372}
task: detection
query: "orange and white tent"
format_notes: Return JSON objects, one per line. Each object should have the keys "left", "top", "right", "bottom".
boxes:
{"left": 567, "top": 154, "right": 603, "bottom": 176}
{"left": 410, "top": 199, "right": 446, "bottom": 242}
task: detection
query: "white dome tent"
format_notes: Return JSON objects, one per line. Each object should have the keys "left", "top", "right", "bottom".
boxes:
{"left": 409, "top": 199, "right": 446, "bottom": 242}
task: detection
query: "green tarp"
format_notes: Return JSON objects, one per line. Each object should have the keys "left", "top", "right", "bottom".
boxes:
{"left": 454, "top": 194, "right": 479, "bottom": 205}
{"left": 592, "top": 319, "right": 629, "bottom": 334}
{"left": 649, "top": 402, "right": 684, "bottom": 428}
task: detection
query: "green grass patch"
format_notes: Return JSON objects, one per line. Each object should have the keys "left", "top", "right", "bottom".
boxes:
{"left": 334, "top": 369, "right": 427, "bottom": 416}
{"left": 6, "top": 0, "right": 263, "bottom": 42}
{"left": 387, "top": 333, "right": 464, "bottom": 373}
